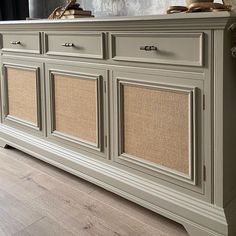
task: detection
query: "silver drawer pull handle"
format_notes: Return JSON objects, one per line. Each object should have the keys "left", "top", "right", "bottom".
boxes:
{"left": 10, "top": 41, "right": 21, "bottom": 45}
{"left": 61, "top": 43, "right": 74, "bottom": 47}
{"left": 140, "top": 46, "right": 158, "bottom": 51}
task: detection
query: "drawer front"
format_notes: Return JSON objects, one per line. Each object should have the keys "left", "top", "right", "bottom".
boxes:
{"left": 111, "top": 33, "right": 204, "bottom": 67}
{"left": 2, "top": 32, "right": 41, "bottom": 54}
{"left": 45, "top": 32, "right": 105, "bottom": 59}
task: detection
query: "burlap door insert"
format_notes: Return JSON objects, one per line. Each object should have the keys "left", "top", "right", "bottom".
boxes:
{"left": 6, "top": 67, "right": 39, "bottom": 125}
{"left": 120, "top": 83, "right": 193, "bottom": 176}
{"left": 52, "top": 74, "right": 98, "bottom": 145}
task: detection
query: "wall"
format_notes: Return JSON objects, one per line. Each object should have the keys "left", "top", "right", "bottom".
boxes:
{"left": 29, "top": 0, "right": 229, "bottom": 18}
{"left": 29, "top": 0, "right": 66, "bottom": 18}
{"left": 81, "top": 0, "right": 186, "bottom": 17}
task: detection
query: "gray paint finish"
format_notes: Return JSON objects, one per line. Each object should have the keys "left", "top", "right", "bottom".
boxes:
{"left": 0, "top": 12, "right": 236, "bottom": 236}
{"left": 29, "top": 0, "right": 224, "bottom": 18}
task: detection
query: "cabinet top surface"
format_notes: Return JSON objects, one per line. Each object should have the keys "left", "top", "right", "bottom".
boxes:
{"left": 0, "top": 12, "right": 235, "bottom": 30}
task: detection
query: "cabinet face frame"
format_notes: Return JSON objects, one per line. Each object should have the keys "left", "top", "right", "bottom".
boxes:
{"left": 111, "top": 70, "right": 205, "bottom": 194}
{"left": 1, "top": 59, "right": 44, "bottom": 135}
{"left": 45, "top": 63, "right": 107, "bottom": 158}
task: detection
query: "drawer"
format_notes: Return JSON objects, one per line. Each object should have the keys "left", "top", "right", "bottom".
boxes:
{"left": 111, "top": 33, "right": 204, "bottom": 67}
{"left": 44, "top": 32, "right": 105, "bottom": 59}
{"left": 1, "top": 32, "right": 41, "bottom": 54}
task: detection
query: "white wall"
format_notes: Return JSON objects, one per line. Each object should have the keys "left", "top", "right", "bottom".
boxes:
{"left": 80, "top": 0, "right": 222, "bottom": 16}
{"left": 29, "top": 0, "right": 231, "bottom": 18}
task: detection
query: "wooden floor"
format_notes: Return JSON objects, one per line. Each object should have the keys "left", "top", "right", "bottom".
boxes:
{"left": 0, "top": 146, "right": 188, "bottom": 236}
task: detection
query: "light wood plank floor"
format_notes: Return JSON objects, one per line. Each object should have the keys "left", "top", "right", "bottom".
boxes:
{"left": 0, "top": 146, "right": 188, "bottom": 236}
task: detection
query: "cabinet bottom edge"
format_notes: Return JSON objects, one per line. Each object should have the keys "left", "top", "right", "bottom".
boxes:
{"left": 0, "top": 125, "right": 231, "bottom": 236}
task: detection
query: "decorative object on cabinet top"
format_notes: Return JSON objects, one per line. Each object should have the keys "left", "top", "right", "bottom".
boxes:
{"left": 48, "top": 0, "right": 93, "bottom": 19}
{"left": 167, "top": 0, "right": 231, "bottom": 14}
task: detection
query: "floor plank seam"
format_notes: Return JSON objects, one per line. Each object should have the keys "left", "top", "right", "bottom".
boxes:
{"left": 0, "top": 150, "right": 95, "bottom": 196}
{"left": 13, "top": 216, "right": 46, "bottom": 236}
{"left": 0, "top": 148, "right": 188, "bottom": 236}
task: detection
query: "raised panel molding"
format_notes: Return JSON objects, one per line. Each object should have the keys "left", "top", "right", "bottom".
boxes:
{"left": 2, "top": 64, "right": 42, "bottom": 131}
{"left": 115, "top": 78, "right": 197, "bottom": 184}
{"left": 47, "top": 69, "right": 104, "bottom": 153}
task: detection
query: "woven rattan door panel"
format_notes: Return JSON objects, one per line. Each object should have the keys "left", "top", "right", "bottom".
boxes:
{"left": 7, "top": 67, "right": 38, "bottom": 124}
{"left": 122, "top": 84, "right": 191, "bottom": 175}
{"left": 2, "top": 62, "right": 42, "bottom": 132}
{"left": 45, "top": 63, "right": 106, "bottom": 156}
{"left": 113, "top": 74, "right": 200, "bottom": 186}
{"left": 53, "top": 74, "right": 98, "bottom": 145}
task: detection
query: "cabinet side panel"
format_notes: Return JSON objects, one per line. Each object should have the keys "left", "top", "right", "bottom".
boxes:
{"left": 223, "top": 28, "right": 236, "bottom": 207}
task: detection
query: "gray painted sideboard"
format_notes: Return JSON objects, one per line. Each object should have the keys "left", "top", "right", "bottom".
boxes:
{"left": 0, "top": 12, "right": 235, "bottom": 236}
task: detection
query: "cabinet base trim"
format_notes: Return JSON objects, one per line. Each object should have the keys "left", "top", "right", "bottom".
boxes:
{"left": 0, "top": 124, "right": 230, "bottom": 236}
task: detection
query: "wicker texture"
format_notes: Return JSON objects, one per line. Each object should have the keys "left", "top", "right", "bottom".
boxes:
{"left": 54, "top": 74, "right": 97, "bottom": 144}
{"left": 122, "top": 84, "right": 190, "bottom": 175}
{"left": 7, "top": 67, "right": 38, "bottom": 124}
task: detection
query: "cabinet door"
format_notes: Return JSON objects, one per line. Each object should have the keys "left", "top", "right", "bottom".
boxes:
{"left": 112, "top": 70, "right": 206, "bottom": 195}
{"left": 1, "top": 58, "right": 45, "bottom": 135}
{"left": 45, "top": 62, "right": 108, "bottom": 158}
